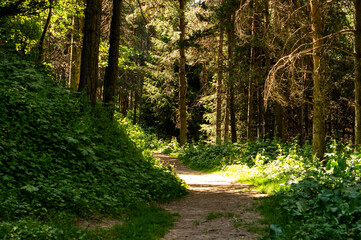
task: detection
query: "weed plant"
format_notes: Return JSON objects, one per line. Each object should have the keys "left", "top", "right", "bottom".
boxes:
{"left": 0, "top": 49, "right": 186, "bottom": 239}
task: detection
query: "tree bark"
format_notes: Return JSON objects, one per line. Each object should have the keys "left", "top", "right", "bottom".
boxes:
{"left": 310, "top": 0, "right": 326, "bottom": 161}
{"left": 37, "top": 3, "right": 52, "bottom": 61}
{"left": 103, "top": 0, "right": 123, "bottom": 118}
{"left": 247, "top": 1, "right": 255, "bottom": 141}
{"left": 133, "top": 90, "right": 138, "bottom": 124}
{"left": 354, "top": 0, "right": 361, "bottom": 146}
{"left": 247, "top": 45, "right": 254, "bottom": 141}
{"left": 179, "top": 0, "right": 187, "bottom": 146}
{"left": 78, "top": 0, "right": 102, "bottom": 107}
{"left": 224, "top": 88, "right": 230, "bottom": 143}
{"left": 216, "top": 28, "right": 224, "bottom": 144}
{"left": 69, "top": 10, "right": 84, "bottom": 91}
{"left": 262, "top": 0, "right": 271, "bottom": 139}
{"left": 227, "top": 10, "right": 236, "bottom": 143}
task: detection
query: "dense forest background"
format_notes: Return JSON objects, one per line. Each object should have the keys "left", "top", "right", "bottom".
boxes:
{"left": 1, "top": 0, "right": 360, "bottom": 160}
{"left": 4, "top": 1, "right": 361, "bottom": 239}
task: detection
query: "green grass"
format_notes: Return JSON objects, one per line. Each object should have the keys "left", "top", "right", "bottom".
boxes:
{"left": 193, "top": 220, "right": 201, "bottom": 226}
{"left": 206, "top": 212, "right": 224, "bottom": 221}
{"left": 0, "top": 205, "right": 175, "bottom": 240}
{"left": 215, "top": 165, "right": 292, "bottom": 194}
{"left": 112, "top": 205, "right": 175, "bottom": 240}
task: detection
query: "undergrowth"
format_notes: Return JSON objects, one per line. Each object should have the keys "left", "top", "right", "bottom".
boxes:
{"left": 176, "top": 139, "right": 361, "bottom": 239}
{"left": 0, "top": 49, "right": 186, "bottom": 239}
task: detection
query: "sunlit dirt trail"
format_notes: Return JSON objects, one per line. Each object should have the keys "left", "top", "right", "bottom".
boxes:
{"left": 154, "top": 152, "right": 267, "bottom": 240}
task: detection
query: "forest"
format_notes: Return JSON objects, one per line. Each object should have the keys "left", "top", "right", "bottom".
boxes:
{"left": 1, "top": 0, "right": 361, "bottom": 239}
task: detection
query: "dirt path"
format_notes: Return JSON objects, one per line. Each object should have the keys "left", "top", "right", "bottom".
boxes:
{"left": 154, "top": 153, "right": 267, "bottom": 240}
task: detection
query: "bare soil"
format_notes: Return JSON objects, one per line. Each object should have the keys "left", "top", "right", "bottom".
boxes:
{"left": 155, "top": 152, "right": 267, "bottom": 240}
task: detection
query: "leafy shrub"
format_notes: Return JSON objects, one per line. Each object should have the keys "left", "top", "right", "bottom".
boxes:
{"left": 117, "top": 115, "right": 168, "bottom": 156}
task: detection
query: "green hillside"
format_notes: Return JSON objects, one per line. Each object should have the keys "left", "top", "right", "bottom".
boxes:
{"left": 0, "top": 49, "right": 186, "bottom": 239}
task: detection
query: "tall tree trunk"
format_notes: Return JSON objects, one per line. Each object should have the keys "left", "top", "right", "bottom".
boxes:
{"left": 224, "top": 88, "right": 230, "bottom": 142}
{"left": 247, "top": 46, "right": 254, "bottom": 141}
{"left": 179, "top": 0, "right": 187, "bottom": 146}
{"left": 354, "top": 0, "right": 361, "bottom": 147}
{"left": 227, "top": 11, "right": 236, "bottom": 143}
{"left": 216, "top": 28, "right": 224, "bottom": 144}
{"left": 310, "top": 0, "right": 326, "bottom": 161}
{"left": 68, "top": 16, "right": 75, "bottom": 88}
{"left": 37, "top": 3, "right": 52, "bottom": 61}
{"left": 70, "top": 10, "right": 84, "bottom": 91}
{"left": 133, "top": 90, "right": 138, "bottom": 124}
{"left": 247, "top": 1, "right": 255, "bottom": 141}
{"left": 78, "top": 0, "right": 102, "bottom": 107}
{"left": 103, "top": 0, "right": 122, "bottom": 118}
{"left": 264, "top": 0, "right": 270, "bottom": 138}
{"left": 257, "top": 85, "right": 265, "bottom": 138}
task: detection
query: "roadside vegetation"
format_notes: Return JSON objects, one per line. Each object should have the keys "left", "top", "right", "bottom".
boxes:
{"left": 171, "top": 140, "right": 361, "bottom": 239}
{"left": 0, "top": 49, "right": 186, "bottom": 239}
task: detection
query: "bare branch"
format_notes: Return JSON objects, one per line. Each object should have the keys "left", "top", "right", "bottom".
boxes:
{"left": 264, "top": 29, "right": 354, "bottom": 109}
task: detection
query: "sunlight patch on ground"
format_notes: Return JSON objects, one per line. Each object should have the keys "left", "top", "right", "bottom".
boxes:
{"left": 178, "top": 174, "right": 235, "bottom": 185}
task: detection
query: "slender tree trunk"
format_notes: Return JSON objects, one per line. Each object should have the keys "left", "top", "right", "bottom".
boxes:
{"left": 179, "top": 0, "right": 187, "bottom": 146}
{"left": 257, "top": 86, "right": 265, "bottom": 138}
{"left": 70, "top": 10, "right": 84, "bottom": 91}
{"left": 133, "top": 90, "right": 138, "bottom": 124}
{"left": 354, "top": 0, "right": 361, "bottom": 147}
{"left": 78, "top": 0, "right": 102, "bottom": 108}
{"left": 138, "top": 39, "right": 146, "bottom": 124}
{"left": 310, "top": 0, "right": 326, "bottom": 161}
{"left": 224, "top": 88, "right": 230, "bottom": 142}
{"left": 264, "top": 0, "right": 270, "bottom": 138}
{"left": 247, "top": 2, "right": 255, "bottom": 141}
{"left": 216, "top": 28, "right": 224, "bottom": 144}
{"left": 103, "top": 0, "right": 122, "bottom": 118}
{"left": 300, "top": 71, "right": 307, "bottom": 145}
{"left": 138, "top": 77, "right": 144, "bottom": 123}
{"left": 37, "top": 4, "right": 52, "bottom": 60}
{"left": 247, "top": 47, "right": 254, "bottom": 141}
{"left": 216, "top": 28, "right": 223, "bottom": 144}
{"left": 227, "top": 12, "right": 237, "bottom": 143}
{"left": 68, "top": 16, "right": 75, "bottom": 88}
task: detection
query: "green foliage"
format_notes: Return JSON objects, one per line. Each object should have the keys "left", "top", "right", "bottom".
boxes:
{"left": 177, "top": 139, "right": 309, "bottom": 171}
{"left": 0, "top": 0, "right": 50, "bottom": 17}
{"left": 0, "top": 48, "right": 186, "bottom": 232}
{"left": 117, "top": 114, "right": 168, "bottom": 154}
{"left": 159, "top": 138, "right": 181, "bottom": 155}
{"left": 0, "top": 213, "right": 86, "bottom": 240}
{"left": 0, "top": 15, "right": 42, "bottom": 54}
{"left": 179, "top": 139, "right": 361, "bottom": 239}
{"left": 0, "top": 205, "right": 175, "bottom": 240}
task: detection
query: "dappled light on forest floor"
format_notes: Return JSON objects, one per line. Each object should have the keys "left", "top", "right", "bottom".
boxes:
{"left": 154, "top": 152, "right": 267, "bottom": 240}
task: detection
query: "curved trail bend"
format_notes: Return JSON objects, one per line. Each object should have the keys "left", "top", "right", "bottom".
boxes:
{"left": 155, "top": 153, "right": 267, "bottom": 240}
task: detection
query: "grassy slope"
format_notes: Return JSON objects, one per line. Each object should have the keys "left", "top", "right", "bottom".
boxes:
{"left": 0, "top": 49, "right": 186, "bottom": 239}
